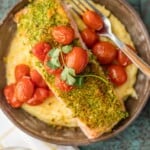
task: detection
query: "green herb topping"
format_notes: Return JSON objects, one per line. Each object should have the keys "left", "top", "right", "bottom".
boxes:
{"left": 18, "top": 0, "right": 70, "bottom": 45}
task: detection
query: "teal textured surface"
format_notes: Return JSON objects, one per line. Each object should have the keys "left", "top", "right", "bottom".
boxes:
{"left": 0, "top": 0, "right": 150, "bottom": 150}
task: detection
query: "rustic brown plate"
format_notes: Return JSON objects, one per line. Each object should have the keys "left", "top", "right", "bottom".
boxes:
{"left": 0, "top": 0, "right": 150, "bottom": 146}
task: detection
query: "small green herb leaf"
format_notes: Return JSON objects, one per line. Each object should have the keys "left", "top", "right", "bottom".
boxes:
{"left": 47, "top": 60, "right": 60, "bottom": 69}
{"left": 52, "top": 57, "right": 61, "bottom": 67}
{"left": 62, "top": 45, "right": 73, "bottom": 54}
{"left": 77, "top": 74, "right": 108, "bottom": 84}
{"left": 47, "top": 48, "right": 61, "bottom": 69}
{"left": 74, "top": 76, "right": 84, "bottom": 87}
{"left": 61, "top": 67, "right": 76, "bottom": 85}
{"left": 48, "top": 48, "right": 61, "bottom": 57}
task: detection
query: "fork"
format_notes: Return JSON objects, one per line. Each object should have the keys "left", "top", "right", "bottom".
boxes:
{"left": 67, "top": 0, "right": 150, "bottom": 78}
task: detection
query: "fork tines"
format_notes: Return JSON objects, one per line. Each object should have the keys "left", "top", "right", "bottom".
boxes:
{"left": 71, "top": 0, "right": 92, "bottom": 15}
{"left": 71, "top": 0, "right": 104, "bottom": 18}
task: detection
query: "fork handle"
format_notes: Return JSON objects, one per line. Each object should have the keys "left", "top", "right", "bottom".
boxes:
{"left": 108, "top": 33, "right": 150, "bottom": 78}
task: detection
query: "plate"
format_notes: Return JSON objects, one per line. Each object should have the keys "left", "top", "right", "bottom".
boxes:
{"left": 0, "top": 0, "right": 150, "bottom": 145}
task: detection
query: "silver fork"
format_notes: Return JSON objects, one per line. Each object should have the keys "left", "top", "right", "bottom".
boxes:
{"left": 67, "top": 0, "right": 150, "bottom": 78}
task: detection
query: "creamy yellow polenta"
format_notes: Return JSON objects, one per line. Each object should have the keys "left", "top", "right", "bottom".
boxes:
{"left": 6, "top": 1, "right": 137, "bottom": 127}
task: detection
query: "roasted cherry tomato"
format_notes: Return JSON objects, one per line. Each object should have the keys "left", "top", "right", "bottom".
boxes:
{"left": 44, "top": 54, "right": 62, "bottom": 75}
{"left": 9, "top": 97, "right": 23, "bottom": 108}
{"left": 65, "top": 47, "right": 88, "bottom": 74}
{"left": 30, "top": 69, "right": 47, "bottom": 88}
{"left": 81, "top": 28, "right": 98, "bottom": 48}
{"left": 32, "top": 42, "right": 51, "bottom": 62}
{"left": 52, "top": 26, "right": 75, "bottom": 45}
{"left": 27, "top": 88, "right": 49, "bottom": 106}
{"left": 49, "top": 90, "right": 54, "bottom": 97}
{"left": 55, "top": 74, "right": 73, "bottom": 92}
{"left": 15, "top": 64, "right": 30, "bottom": 81}
{"left": 117, "top": 45, "right": 134, "bottom": 66}
{"left": 117, "top": 51, "right": 131, "bottom": 67}
{"left": 82, "top": 10, "right": 103, "bottom": 30}
{"left": 107, "top": 64, "right": 127, "bottom": 86}
{"left": 92, "top": 41, "right": 117, "bottom": 64}
{"left": 15, "top": 76, "right": 34, "bottom": 102}
{"left": 4, "top": 84, "right": 15, "bottom": 103}
{"left": 4, "top": 84, "right": 22, "bottom": 108}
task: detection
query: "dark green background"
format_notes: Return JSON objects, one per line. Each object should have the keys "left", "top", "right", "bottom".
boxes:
{"left": 127, "top": 0, "right": 150, "bottom": 32}
{"left": 0, "top": 0, "right": 150, "bottom": 150}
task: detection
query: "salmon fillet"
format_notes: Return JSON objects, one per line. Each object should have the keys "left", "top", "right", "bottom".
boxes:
{"left": 15, "top": 0, "right": 127, "bottom": 139}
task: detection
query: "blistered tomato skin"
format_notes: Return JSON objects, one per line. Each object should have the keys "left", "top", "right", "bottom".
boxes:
{"left": 117, "top": 45, "right": 134, "bottom": 66}
{"left": 15, "top": 64, "right": 30, "bottom": 81}
{"left": 30, "top": 69, "right": 47, "bottom": 88}
{"left": 32, "top": 42, "right": 51, "bottom": 62}
{"left": 81, "top": 28, "right": 99, "bottom": 48}
{"left": 4, "top": 84, "right": 15, "bottom": 103}
{"left": 15, "top": 76, "right": 34, "bottom": 102}
{"left": 117, "top": 50, "right": 132, "bottom": 67}
{"left": 49, "top": 90, "right": 54, "bottom": 97}
{"left": 65, "top": 47, "right": 88, "bottom": 74}
{"left": 107, "top": 64, "right": 127, "bottom": 86}
{"left": 4, "top": 84, "right": 23, "bottom": 108}
{"left": 52, "top": 26, "right": 75, "bottom": 45}
{"left": 92, "top": 41, "right": 117, "bottom": 65}
{"left": 83, "top": 10, "right": 104, "bottom": 30}
{"left": 27, "top": 88, "right": 49, "bottom": 106}
{"left": 9, "top": 97, "right": 23, "bottom": 108}
{"left": 55, "top": 74, "right": 73, "bottom": 92}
